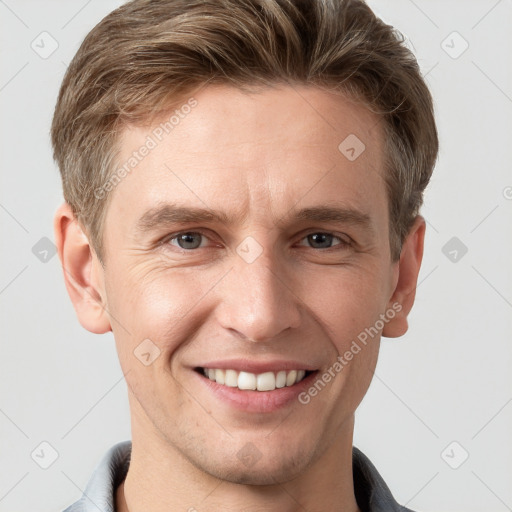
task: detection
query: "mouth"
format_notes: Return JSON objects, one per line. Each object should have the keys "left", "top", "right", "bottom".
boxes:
{"left": 193, "top": 364, "right": 319, "bottom": 413}
{"left": 195, "top": 367, "right": 314, "bottom": 392}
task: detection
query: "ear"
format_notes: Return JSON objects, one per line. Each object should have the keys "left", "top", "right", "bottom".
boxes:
{"left": 382, "top": 216, "right": 425, "bottom": 338}
{"left": 54, "top": 202, "right": 112, "bottom": 334}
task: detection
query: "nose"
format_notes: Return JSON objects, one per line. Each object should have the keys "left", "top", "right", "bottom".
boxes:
{"left": 216, "top": 250, "right": 302, "bottom": 343}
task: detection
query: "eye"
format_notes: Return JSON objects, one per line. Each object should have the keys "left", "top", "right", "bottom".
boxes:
{"left": 162, "top": 230, "right": 349, "bottom": 252}
{"left": 298, "top": 232, "right": 348, "bottom": 249}
{"left": 167, "top": 231, "right": 208, "bottom": 250}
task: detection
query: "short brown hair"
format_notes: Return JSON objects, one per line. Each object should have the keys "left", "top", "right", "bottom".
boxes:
{"left": 51, "top": 0, "right": 438, "bottom": 263}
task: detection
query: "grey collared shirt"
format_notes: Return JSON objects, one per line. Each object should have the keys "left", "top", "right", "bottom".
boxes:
{"left": 63, "top": 441, "right": 414, "bottom": 512}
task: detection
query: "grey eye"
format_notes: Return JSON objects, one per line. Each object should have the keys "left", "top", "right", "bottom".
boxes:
{"left": 305, "top": 233, "right": 337, "bottom": 249}
{"left": 170, "top": 232, "right": 204, "bottom": 250}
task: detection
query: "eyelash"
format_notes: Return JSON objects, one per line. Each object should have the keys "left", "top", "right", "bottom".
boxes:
{"left": 161, "top": 230, "right": 352, "bottom": 252}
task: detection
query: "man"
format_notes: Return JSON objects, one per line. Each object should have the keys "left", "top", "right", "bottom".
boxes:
{"left": 51, "top": 0, "right": 438, "bottom": 510}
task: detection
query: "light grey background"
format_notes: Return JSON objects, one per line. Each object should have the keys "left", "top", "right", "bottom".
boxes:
{"left": 1, "top": 1, "right": 511, "bottom": 511}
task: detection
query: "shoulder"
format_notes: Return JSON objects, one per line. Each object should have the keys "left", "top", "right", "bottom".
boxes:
{"left": 353, "top": 447, "right": 417, "bottom": 512}
{"left": 62, "top": 441, "right": 132, "bottom": 512}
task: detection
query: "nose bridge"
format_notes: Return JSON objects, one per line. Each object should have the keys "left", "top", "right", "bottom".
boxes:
{"left": 218, "top": 248, "right": 301, "bottom": 342}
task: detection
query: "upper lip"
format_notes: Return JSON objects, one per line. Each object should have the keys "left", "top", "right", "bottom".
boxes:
{"left": 194, "top": 359, "right": 318, "bottom": 374}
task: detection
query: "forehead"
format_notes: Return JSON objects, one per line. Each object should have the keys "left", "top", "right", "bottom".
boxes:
{"left": 107, "top": 84, "right": 386, "bottom": 231}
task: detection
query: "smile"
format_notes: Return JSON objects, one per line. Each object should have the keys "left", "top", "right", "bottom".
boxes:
{"left": 198, "top": 367, "right": 311, "bottom": 391}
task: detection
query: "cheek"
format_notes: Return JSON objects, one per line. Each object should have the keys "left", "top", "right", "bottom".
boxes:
{"left": 299, "top": 268, "right": 385, "bottom": 415}
{"left": 297, "top": 262, "right": 389, "bottom": 349}
{"left": 105, "top": 261, "right": 223, "bottom": 361}
{"left": 105, "top": 264, "right": 214, "bottom": 412}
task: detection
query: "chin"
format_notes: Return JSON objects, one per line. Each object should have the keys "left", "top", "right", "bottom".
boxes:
{"left": 205, "top": 449, "right": 312, "bottom": 486}
{"left": 223, "top": 470, "right": 279, "bottom": 486}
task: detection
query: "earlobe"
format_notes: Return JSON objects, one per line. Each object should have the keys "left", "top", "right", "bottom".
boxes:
{"left": 382, "top": 216, "right": 426, "bottom": 338}
{"left": 54, "top": 202, "right": 112, "bottom": 334}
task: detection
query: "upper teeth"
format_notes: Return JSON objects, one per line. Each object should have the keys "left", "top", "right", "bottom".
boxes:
{"left": 202, "top": 368, "right": 307, "bottom": 391}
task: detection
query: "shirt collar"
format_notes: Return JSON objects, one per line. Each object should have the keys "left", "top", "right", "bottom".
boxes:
{"left": 63, "top": 441, "right": 413, "bottom": 512}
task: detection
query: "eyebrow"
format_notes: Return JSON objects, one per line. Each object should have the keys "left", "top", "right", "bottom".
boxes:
{"left": 292, "top": 206, "right": 372, "bottom": 229}
{"left": 134, "top": 203, "right": 373, "bottom": 235}
{"left": 135, "top": 204, "right": 234, "bottom": 234}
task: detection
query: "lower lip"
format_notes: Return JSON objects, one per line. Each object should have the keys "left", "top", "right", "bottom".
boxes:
{"left": 194, "top": 370, "right": 318, "bottom": 413}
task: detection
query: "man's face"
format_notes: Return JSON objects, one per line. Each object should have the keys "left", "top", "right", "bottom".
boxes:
{"left": 100, "top": 85, "right": 399, "bottom": 484}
